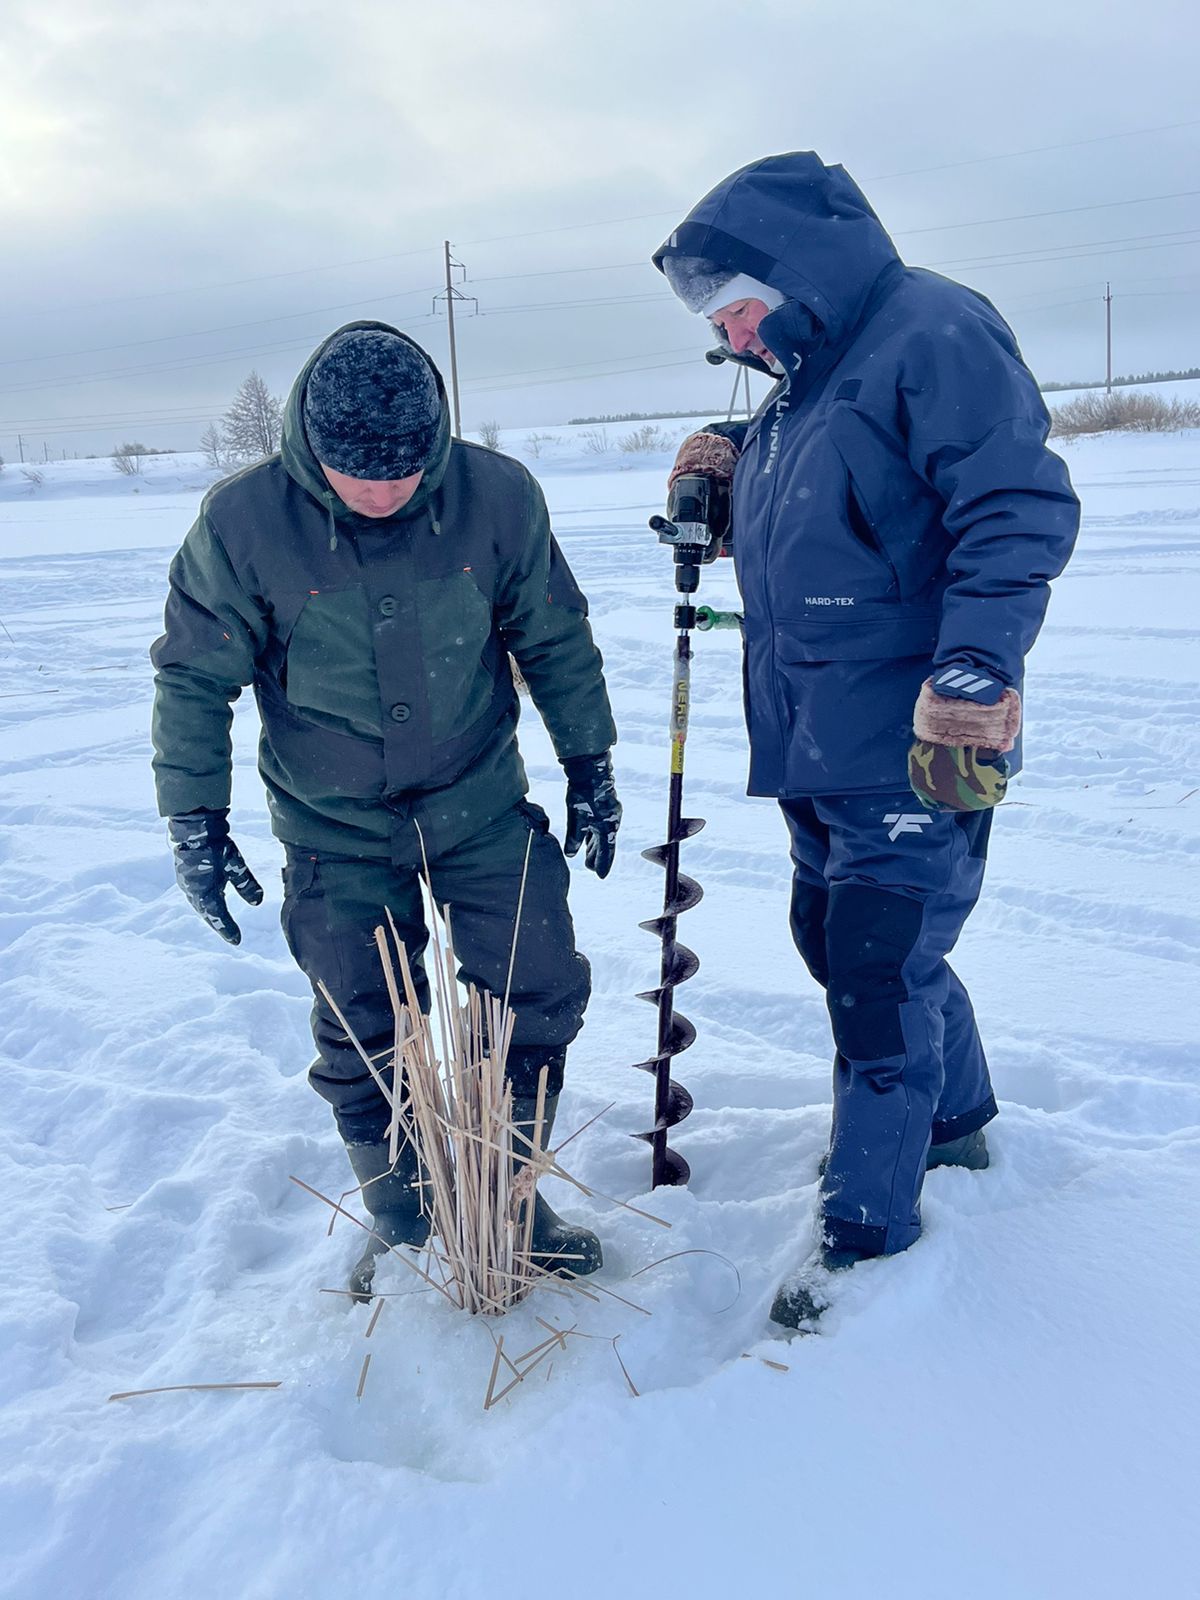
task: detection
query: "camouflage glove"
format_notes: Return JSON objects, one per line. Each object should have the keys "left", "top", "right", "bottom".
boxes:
{"left": 562, "top": 752, "right": 621, "bottom": 879}
{"left": 167, "top": 808, "right": 264, "bottom": 944}
{"left": 668, "top": 431, "right": 740, "bottom": 489}
{"left": 908, "top": 680, "right": 1021, "bottom": 813}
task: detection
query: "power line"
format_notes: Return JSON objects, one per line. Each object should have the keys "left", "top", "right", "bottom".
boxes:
{"left": 0, "top": 291, "right": 665, "bottom": 398}
{"left": 862, "top": 117, "right": 1200, "bottom": 182}
{"left": 465, "top": 357, "right": 704, "bottom": 395}
{"left": 0, "top": 330, "right": 418, "bottom": 401}
{"left": 7, "top": 414, "right": 225, "bottom": 440}
{"left": 1010, "top": 297, "right": 1105, "bottom": 316}
{"left": 467, "top": 261, "right": 645, "bottom": 285}
{"left": 930, "top": 230, "right": 1200, "bottom": 271}
{"left": 0, "top": 295, "right": 678, "bottom": 400}
{"left": 10, "top": 244, "right": 444, "bottom": 320}
{"left": 461, "top": 346, "right": 697, "bottom": 388}
{"left": 454, "top": 119, "right": 1200, "bottom": 246}
{"left": 0, "top": 285, "right": 441, "bottom": 369}
{"left": 896, "top": 188, "right": 1200, "bottom": 237}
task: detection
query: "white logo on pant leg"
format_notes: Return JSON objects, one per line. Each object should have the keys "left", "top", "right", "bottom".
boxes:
{"left": 883, "top": 812, "right": 934, "bottom": 842}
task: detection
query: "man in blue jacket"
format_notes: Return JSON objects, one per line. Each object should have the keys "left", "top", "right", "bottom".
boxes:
{"left": 654, "top": 153, "right": 1079, "bottom": 1331}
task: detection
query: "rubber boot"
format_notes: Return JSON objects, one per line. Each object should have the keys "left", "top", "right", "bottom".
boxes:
{"left": 510, "top": 1093, "right": 603, "bottom": 1278}
{"left": 817, "top": 1126, "right": 990, "bottom": 1181}
{"left": 769, "top": 1245, "right": 864, "bottom": 1334}
{"left": 926, "top": 1128, "right": 990, "bottom": 1170}
{"left": 344, "top": 1138, "right": 429, "bottom": 1304}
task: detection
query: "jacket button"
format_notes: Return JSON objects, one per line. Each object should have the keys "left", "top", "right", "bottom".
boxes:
{"left": 379, "top": 596, "right": 398, "bottom": 617}
{"left": 389, "top": 703, "right": 411, "bottom": 723}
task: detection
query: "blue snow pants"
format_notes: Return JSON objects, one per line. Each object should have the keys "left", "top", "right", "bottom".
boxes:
{"left": 781, "top": 791, "right": 999, "bottom": 1256}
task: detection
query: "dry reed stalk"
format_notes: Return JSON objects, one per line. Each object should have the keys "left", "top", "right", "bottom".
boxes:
{"left": 740, "top": 1354, "right": 790, "bottom": 1374}
{"left": 108, "top": 1382, "right": 281, "bottom": 1402}
{"left": 478, "top": 1320, "right": 645, "bottom": 1410}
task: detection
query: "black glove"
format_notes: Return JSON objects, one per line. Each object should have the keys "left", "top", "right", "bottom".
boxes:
{"left": 562, "top": 753, "right": 621, "bottom": 879}
{"left": 167, "top": 809, "right": 264, "bottom": 944}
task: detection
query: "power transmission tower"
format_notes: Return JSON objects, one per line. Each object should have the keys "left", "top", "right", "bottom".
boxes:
{"left": 724, "top": 364, "right": 756, "bottom": 423}
{"left": 433, "top": 242, "right": 478, "bottom": 439}
{"left": 1105, "top": 282, "right": 1113, "bottom": 394}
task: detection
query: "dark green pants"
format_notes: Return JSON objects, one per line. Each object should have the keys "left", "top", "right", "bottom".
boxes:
{"left": 281, "top": 801, "right": 590, "bottom": 1143}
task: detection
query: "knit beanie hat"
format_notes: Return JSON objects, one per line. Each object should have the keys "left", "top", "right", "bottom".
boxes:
{"left": 303, "top": 329, "right": 442, "bottom": 479}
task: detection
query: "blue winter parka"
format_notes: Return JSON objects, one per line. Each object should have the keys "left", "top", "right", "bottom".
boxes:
{"left": 654, "top": 154, "right": 1080, "bottom": 796}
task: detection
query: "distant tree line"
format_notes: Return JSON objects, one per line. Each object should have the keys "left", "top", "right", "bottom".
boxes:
{"left": 567, "top": 407, "right": 723, "bottom": 425}
{"left": 1042, "top": 366, "right": 1200, "bottom": 393}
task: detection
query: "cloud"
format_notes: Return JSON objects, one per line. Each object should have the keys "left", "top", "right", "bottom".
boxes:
{"left": 1, "top": 0, "right": 1197, "bottom": 452}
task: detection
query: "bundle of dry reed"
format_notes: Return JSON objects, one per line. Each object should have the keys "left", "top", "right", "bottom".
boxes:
{"left": 312, "top": 870, "right": 590, "bottom": 1316}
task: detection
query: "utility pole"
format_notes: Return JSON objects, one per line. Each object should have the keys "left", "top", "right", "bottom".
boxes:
{"left": 433, "top": 242, "right": 478, "bottom": 439}
{"left": 1105, "top": 282, "right": 1113, "bottom": 395}
{"left": 17, "top": 434, "right": 24, "bottom": 463}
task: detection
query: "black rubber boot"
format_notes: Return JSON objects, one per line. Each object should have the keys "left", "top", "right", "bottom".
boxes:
{"left": 769, "top": 1245, "right": 863, "bottom": 1334}
{"left": 927, "top": 1128, "right": 990, "bottom": 1170}
{"left": 344, "top": 1138, "right": 430, "bottom": 1303}
{"left": 510, "top": 1092, "right": 603, "bottom": 1278}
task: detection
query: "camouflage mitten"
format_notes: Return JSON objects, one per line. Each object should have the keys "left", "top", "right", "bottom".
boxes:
{"left": 908, "top": 680, "right": 1021, "bottom": 813}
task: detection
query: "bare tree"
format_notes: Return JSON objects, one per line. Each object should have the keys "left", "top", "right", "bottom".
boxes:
{"left": 523, "top": 432, "right": 552, "bottom": 459}
{"left": 580, "top": 427, "right": 610, "bottom": 455}
{"left": 111, "top": 442, "right": 144, "bottom": 476}
{"left": 477, "top": 419, "right": 502, "bottom": 451}
{"left": 221, "top": 371, "right": 283, "bottom": 464}
{"left": 200, "top": 423, "right": 227, "bottom": 472}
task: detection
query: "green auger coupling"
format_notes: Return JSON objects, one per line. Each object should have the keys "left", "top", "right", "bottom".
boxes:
{"left": 694, "top": 606, "right": 743, "bottom": 631}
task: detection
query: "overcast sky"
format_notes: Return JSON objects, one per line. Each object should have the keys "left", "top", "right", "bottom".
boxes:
{"left": 1, "top": 0, "right": 1198, "bottom": 461}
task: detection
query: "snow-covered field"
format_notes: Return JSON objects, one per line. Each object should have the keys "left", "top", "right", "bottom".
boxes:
{"left": 2, "top": 415, "right": 1198, "bottom": 1599}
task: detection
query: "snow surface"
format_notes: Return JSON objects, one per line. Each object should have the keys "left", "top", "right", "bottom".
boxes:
{"left": 1, "top": 417, "right": 1199, "bottom": 1599}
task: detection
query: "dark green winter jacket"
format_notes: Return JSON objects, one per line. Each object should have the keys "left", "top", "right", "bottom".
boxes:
{"left": 151, "top": 320, "right": 616, "bottom": 861}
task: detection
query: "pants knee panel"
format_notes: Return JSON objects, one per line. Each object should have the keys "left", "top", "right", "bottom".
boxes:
{"left": 825, "top": 883, "right": 923, "bottom": 1062}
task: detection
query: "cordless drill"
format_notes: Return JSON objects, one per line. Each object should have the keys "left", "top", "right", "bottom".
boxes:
{"left": 648, "top": 472, "right": 732, "bottom": 595}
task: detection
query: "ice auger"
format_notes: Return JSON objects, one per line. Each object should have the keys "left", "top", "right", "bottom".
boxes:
{"left": 634, "top": 473, "right": 740, "bottom": 1188}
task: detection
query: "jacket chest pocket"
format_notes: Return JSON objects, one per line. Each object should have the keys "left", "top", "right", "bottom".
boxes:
{"left": 415, "top": 571, "right": 497, "bottom": 741}
{"left": 281, "top": 587, "right": 382, "bottom": 738}
{"left": 824, "top": 402, "right": 951, "bottom": 600}
{"left": 752, "top": 421, "right": 901, "bottom": 604}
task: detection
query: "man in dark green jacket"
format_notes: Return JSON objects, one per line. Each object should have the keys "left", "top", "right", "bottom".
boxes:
{"left": 151, "top": 321, "right": 620, "bottom": 1296}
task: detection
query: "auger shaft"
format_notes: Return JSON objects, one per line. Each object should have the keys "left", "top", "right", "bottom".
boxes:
{"left": 637, "top": 473, "right": 732, "bottom": 1189}
{"left": 636, "top": 602, "right": 703, "bottom": 1188}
